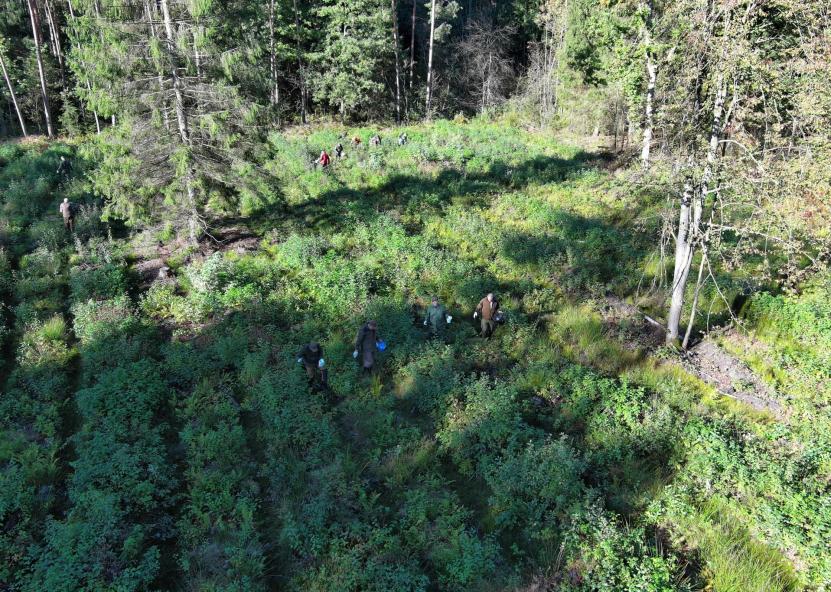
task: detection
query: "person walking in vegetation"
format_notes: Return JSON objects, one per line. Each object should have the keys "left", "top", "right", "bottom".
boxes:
{"left": 424, "top": 296, "right": 450, "bottom": 339}
{"left": 354, "top": 320, "right": 381, "bottom": 374}
{"left": 315, "top": 149, "right": 331, "bottom": 169}
{"left": 474, "top": 292, "right": 499, "bottom": 338}
{"left": 56, "top": 155, "right": 71, "bottom": 183}
{"left": 335, "top": 143, "right": 344, "bottom": 159}
{"left": 398, "top": 132, "right": 408, "bottom": 146}
{"left": 59, "top": 197, "right": 75, "bottom": 232}
{"left": 297, "top": 342, "right": 328, "bottom": 388}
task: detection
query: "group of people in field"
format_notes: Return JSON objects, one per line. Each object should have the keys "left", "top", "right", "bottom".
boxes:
{"left": 315, "top": 131, "right": 408, "bottom": 170}
{"left": 298, "top": 292, "right": 502, "bottom": 390}
{"left": 55, "top": 149, "right": 501, "bottom": 395}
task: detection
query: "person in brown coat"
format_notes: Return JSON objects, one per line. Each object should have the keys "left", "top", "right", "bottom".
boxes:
{"left": 474, "top": 292, "right": 499, "bottom": 338}
{"left": 354, "top": 320, "right": 379, "bottom": 374}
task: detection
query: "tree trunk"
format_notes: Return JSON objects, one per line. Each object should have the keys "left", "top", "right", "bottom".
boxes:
{"left": 666, "top": 75, "right": 727, "bottom": 345}
{"left": 160, "top": 0, "right": 189, "bottom": 145}
{"left": 682, "top": 245, "right": 707, "bottom": 349}
{"left": 409, "top": 0, "right": 417, "bottom": 90}
{"left": 143, "top": 0, "right": 170, "bottom": 131}
{"left": 666, "top": 179, "right": 695, "bottom": 345}
{"left": 193, "top": 33, "right": 202, "bottom": 79}
{"left": 43, "top": 0, "right": 65, "bottom": 87}
{"left": 268, "top": 0, "right": 279, "bottom": 108}
{"left": 700, "top": 74, "right": 727, "bottom": 204}
{"left": 0, "top": 51, "right": 28, "bottom": 136}
{"left": 292, "top": 0, "right": 307, "bottom": 124}
{"left": 641, "top": 52, "right": 657, "bottom": 167}
{"left": 160, "top": 0, "right": 200, "bottom": 243}
{"left": 391, "top": 0, "right": 402, "bottom": 123}
{"left": 27, "top": 0, "right": 55, "bottom": 137}
{"left": 425, "top": 0, "right": 437, "bottom": 118}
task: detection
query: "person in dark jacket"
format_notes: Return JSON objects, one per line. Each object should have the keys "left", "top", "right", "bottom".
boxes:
{"left": 56, "top": 156, "right": 72, "bottom": 182}
{"left": 297, "top": 342, "right": 327, "bottom": 387}
{"left": 423, "top": 296, "right": 449, "bottom": 339}
{"left": 354, "top": 320, "right": 379, "bottom": 374}
{"left": 474, "top": 292, "right": 499, "bottom": 338}
{"left": 335, "top": 143, "right": 344, "bottom": 158}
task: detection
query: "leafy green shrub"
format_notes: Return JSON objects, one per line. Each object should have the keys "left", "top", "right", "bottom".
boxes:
{"left": 559, "top": 502, "right": 692, "bottom": 592}
{"left": 69, "top": 263, "right": 127, "bottom": 302}
{"left": 139, "top": 281, "right": 178, "bottom": 318}
{"left": 274, "top": 232, "right": 331, "bottom": 268}
{"left": 28, "top": 219, "right": 67, "bottom": 252}
{"left": 0, "top": 248, "right": 13, "bottom": 295}
{"left": 18, "top": 315, "right": 74, "bottom": 368}
{"left": 17, "top": 246, "right": 62, "bottom": 282}
{"left": 30, "top": 360, "right": 178, "bottom": 592}
{"left": 397, "top": 479, "right": 503, "bottom": 591}
{"left": 176, "top": 380, "right": 266, "bottom": 589}
{"left": 437, "top": 377, "right": 539, "bottom": 475}
{"left": 485, "top": 436, "right": 585, "bottom": 537}
{"left": 296, "top": 523, "right": 429, "bottom": 592}
{"left": 185, "top": 252, "right": 234, "bottom": 294}
{"left": 394, "top": 343, "right": 466, "bottom": 417}
{"left": 72, "top": 295, "right": 136, "bottom": 344}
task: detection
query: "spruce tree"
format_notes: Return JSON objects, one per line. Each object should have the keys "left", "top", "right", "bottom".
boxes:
{"left": 312, "top": 0, "right": 393, "bottom": 119}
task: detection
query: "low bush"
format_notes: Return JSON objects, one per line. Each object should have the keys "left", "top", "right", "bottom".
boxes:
{"left": 484, "top": 436, "right": 585, "bottom": 538}
{"left": 69, "top": 262, "right": 127, "bottom": 302}
{"left": 29, "top": 354, "right": 177, "bottom": 591}
{"left": 176, "top": 378, "right": 266, "bottom": 589}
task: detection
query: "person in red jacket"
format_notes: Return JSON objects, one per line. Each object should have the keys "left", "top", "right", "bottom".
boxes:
{"left": 316, "top": 149, "right": 331, "bottom": 168}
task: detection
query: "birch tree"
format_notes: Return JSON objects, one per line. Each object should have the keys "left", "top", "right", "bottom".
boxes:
{"left": 26, "top": 0, "right": 55, "bottom": 136}
{"left": 424, "top": 0, "right": 458, "bottom": 118}
{"left": 661, "top": 0, "right": 829, "bottom": 346}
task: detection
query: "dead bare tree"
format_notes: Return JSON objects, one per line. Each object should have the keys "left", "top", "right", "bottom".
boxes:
{"left": 457, "top": 21, "right": 514, "bottom": 115}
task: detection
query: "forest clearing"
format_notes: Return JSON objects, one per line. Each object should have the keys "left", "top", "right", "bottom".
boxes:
{"left": 1, "top": 0, "right": 830, "bottom": 591}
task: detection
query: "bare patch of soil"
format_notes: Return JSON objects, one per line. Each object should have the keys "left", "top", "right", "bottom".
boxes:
{"left": 602, "top": 295, "right": 666, "bottom": 351}
{"left": 683, "top": 335, "right": 783, "bottom": 417}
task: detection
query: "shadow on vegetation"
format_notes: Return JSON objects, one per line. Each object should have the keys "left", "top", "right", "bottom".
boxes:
{"left": 279, "top": 151, "right": 609, "bottom": 232}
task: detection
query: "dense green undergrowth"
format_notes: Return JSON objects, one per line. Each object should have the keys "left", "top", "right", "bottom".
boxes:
{"left": 2, "top": 122, "right": 829, "bottom": 591}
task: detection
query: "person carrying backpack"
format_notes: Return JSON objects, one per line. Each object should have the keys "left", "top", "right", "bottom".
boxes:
{"left": 56, "top": 156, "right": 72, "bottom": 183}
{"left": 354, "top": 320, "right": 381, "bottom": 374}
